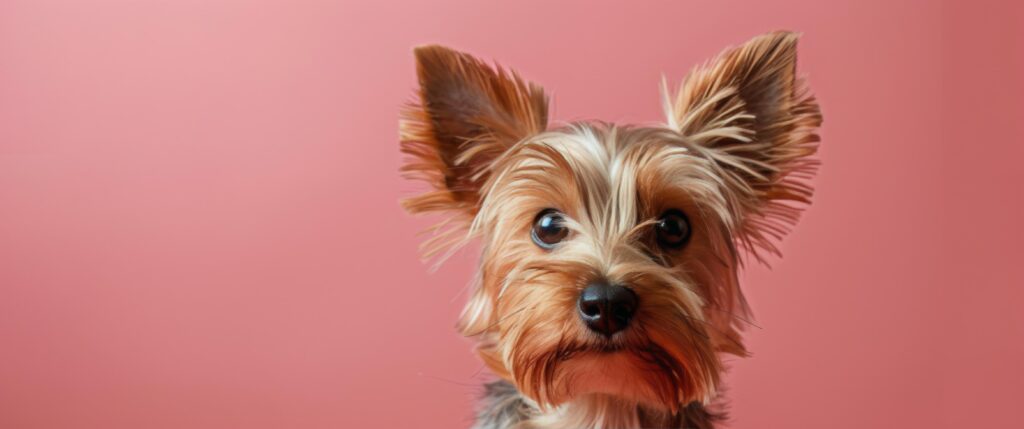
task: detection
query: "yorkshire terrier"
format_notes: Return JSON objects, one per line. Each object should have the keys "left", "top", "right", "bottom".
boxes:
{"left": 399, "top": 31, "right": 822, "bottom": 429}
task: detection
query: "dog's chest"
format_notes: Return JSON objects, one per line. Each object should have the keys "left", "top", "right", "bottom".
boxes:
{"left": 471, "top": 381, "right": 720, "bottom": 429}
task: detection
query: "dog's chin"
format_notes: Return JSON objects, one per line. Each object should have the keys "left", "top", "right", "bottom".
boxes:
{"left": 565, "top": 351, "right": 673, "bottom": 406}
{"left": 525, "top": 347, "right": 692, "bottom": 412}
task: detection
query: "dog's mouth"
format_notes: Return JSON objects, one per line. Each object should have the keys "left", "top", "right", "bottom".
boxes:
{"left": 590, "top": 342, "right": 628, "bottom": 354}
{"left": 541, "top": 346, "right": 688, "bottom": 410}
{"left": 509, "top": 320, "right": 720, "bottom": 412}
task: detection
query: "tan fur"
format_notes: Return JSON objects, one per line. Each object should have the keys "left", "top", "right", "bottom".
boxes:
{"left": 401, "top": 32, "right": 822, "bottom": 429}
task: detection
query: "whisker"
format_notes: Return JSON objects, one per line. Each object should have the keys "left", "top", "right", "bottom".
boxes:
{"left": 704, "top": 306, "right": 762, "bottom": 329}
{"left": 416, "top": 372, "right": 482, "bottom": 388}
{"left": 464, "top": 305, "right": 532, "bottom": 337}
{"left": 675, "top": 312, "right": 747, "bottom": 352}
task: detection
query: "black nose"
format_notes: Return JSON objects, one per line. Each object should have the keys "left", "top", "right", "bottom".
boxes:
{"left": 578, "top": 282, "right": 638, "bottom": 336}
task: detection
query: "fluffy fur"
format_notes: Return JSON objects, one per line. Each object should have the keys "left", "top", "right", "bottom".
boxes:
{"left": 400, "top": 31, "right": 822, "bottom": 429}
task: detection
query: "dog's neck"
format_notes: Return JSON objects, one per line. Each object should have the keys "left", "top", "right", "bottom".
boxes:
{"left": 472, "top": 381, "right": 720, "bottom": 429}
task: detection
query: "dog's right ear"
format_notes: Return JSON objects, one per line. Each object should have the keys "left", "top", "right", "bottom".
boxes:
{"left": 401, "top": 46, "right": 548, "bottom": 219}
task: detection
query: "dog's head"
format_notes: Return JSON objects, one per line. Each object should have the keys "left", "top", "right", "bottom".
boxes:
{"left": 400, "top": 32, "right": 821, "bottom": 412}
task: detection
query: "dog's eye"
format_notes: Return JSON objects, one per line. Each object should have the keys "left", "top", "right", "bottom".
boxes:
{"left": 656, "top": 209, "right": 691, "bottom": 249}
{"left": 532, "top": 209, "right": 569, "bottom": 249}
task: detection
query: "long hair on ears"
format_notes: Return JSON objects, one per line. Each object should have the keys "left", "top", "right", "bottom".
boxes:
{"left": 664, "top": 31, "right": 822, "bottom": 262}
{"left": 400, "top": 46, "right": 548, "bottom": 259}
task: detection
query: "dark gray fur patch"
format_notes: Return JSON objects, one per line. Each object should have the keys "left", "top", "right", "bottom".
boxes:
{"left": 471, "top": 381, "right": 531, "bottom": 429}
{"left": 472, "top": 380, "right": 724, "bottom": 429}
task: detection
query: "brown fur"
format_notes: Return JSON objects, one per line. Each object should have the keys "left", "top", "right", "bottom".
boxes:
{"left": 401, "top": 32, "right": 822, "bottom": 429}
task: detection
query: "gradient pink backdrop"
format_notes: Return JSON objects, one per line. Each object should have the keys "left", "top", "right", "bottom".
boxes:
{"left": 1, "top": 0, "right": 1022, "bottom": 428}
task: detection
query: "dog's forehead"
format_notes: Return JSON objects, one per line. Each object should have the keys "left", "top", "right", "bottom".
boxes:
{"left": 525, "top": 124, "right": 687, "bottom": 170}
{"left": 480, "top": 122, "right": 723, "bottom": 236}
{"left": 555, "top": 123, "right": 682, "bottom": 152}
{"left": 520, "top": 124, "right": 699, "bottom": 187}
{"left": 498, "top": 123, "right": 712, "bottom": 221}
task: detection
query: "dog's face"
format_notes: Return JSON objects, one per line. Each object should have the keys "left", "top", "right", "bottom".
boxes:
{"left": 401, "top": 32, "right": 821, "bottom": 413}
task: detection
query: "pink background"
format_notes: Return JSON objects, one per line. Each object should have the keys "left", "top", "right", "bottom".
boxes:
{"left": 1, "top": 0, "right": 1022, "bottom": 428}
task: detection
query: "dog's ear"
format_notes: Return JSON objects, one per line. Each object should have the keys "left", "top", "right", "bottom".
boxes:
{"left": 666, "top": 31, "right": 822, "bottom": 254}
{"left": 401, "top": 46, "right": 548, "bottom": 220}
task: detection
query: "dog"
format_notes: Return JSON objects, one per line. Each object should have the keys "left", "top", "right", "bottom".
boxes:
{"left": 399, "top": 31, "right": 822, "bottom": 429}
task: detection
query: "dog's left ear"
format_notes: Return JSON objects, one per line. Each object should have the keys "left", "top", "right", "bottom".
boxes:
{"left": 666, "top": 31, "right": 822, "bottom": 253}
{"left": 401, "top": 46, "right": 548, "bottom": 220}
